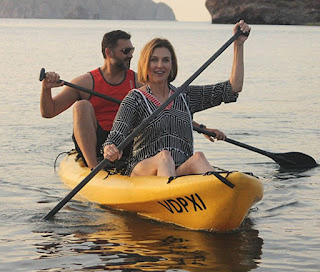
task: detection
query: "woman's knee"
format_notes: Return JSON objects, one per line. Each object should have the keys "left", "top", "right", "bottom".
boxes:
{"left": 193, "top": 151, "right": 207, "bottom": 161}
{"left": 191, "top": 151, "right": 211, "bottom": 166}
{"left": 158, "top": 150, "right": 174, "bottom": 163}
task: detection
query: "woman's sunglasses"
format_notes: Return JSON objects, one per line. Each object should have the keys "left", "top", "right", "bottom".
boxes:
{"left": 121, "top": 47, "right": 135, "bottom": 55}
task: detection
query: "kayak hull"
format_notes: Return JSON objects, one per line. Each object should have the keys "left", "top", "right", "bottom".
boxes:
{"left": 59, "top": 152, "right": 263, "bottom": 231}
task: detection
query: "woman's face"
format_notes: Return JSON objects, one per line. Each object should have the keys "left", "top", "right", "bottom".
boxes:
{"left": 147, "top": 47, "right": 172, "bottom": 84}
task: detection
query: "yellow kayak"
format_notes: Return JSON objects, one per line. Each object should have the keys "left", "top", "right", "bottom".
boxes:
{"left": 59, "top": 152, "right": 263, "bottom": 231}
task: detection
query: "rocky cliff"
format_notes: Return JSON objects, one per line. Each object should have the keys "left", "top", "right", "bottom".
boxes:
{"left": 205, "top": 0, "right": 320, "bottom": 25}
{"left": 0, "top": 0, "right": 175, "bottom": 20}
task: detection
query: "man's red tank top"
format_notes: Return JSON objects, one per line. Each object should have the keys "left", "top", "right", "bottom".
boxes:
{"left": 89, "top": 68, "right": 136, "bottom": 131}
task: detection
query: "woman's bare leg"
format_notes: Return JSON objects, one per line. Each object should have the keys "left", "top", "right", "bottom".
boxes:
{"left": 176, "top": 151, "right": 214, "bottom": 176}
{"left": 130, "top": 150, "right": 176, "bottom": 177}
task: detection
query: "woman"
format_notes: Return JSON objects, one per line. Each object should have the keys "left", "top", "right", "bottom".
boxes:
{"left": 103, "top": 20, "right": 251, "bottom": 177}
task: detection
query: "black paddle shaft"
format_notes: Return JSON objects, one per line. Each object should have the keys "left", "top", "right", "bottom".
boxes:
{"left": 194, "top": 126, "right": 318, "bottom": 169}
{"left": 39, "top": 68, "right": 122, "bottom": 104}
{"left": 41, "top": 30, "right": 245, "bottom": 220}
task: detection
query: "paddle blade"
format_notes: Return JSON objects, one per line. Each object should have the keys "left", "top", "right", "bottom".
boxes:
{"left": 271, "top": 152, "right": 318, "bottom": 169}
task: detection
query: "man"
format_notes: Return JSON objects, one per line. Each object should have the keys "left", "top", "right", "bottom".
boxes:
{"left": 40, "top": 30, "right": 141, "bottom": 169}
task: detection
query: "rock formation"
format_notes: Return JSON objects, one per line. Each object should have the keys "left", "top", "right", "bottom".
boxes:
{"left": 0, "top": 0, "right": 175, "bottom": 20}
{"left": 205, "top": 0, "right": 320, "bottom": 25}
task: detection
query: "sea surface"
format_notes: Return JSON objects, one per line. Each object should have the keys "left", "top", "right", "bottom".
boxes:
{"left": 0, "top": 19, "right": 319, "bottom": 272}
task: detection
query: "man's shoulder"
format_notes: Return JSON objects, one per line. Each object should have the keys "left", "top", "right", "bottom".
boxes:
{"left": 89, "top": 67, "right": 100, "bottom": 76}
{"left": 127, "top": 69, "right": 135, "bottom": 77}
{"left": 71, "top": 72, "right": 93, "bottom": 98}
{"left": 73, "top": 72, "right": 92, "bottom": 84}
{"left": 130, "top": 70, "right": 143, "bottom": 88}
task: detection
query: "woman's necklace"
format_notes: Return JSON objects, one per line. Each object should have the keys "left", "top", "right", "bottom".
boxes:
{"left": 146, "top": 84, "right": 153, "bottom": 95}
{"left": 146, "top": 84, "right": 172, "bottom": 97}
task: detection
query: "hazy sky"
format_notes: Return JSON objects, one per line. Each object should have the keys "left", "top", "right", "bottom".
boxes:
{"left": 154, "top": 0, "right": 211, "bottom": 22}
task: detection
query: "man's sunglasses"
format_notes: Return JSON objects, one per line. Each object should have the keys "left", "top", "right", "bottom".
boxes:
{"left": 121, "top": 47, "right": 135, "bottom": 55}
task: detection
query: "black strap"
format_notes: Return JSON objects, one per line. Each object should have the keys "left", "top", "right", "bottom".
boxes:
{"left": 167, "top": 171, "right": 234, "bottom": 188}
{"left": 211, "top": 172, "right": 235, "bottom": 188}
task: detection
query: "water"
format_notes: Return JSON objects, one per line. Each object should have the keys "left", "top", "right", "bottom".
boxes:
{"left": 0, "top": 19, "right": 319, "bottom": 271}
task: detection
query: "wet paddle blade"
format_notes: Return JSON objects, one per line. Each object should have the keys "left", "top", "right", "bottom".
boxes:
{"left": 194, "top": 126, "right": 318, "bottom": 169}
{"left": 270, "top": 152, "right": 318, "bottom": 169}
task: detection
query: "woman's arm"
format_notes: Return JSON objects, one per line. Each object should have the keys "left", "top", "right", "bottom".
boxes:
{"left": 102, "top": 90, "right": 139, "bottom": 161}
{"left": 229, "top": 20, "right": 251, "bottom": 93}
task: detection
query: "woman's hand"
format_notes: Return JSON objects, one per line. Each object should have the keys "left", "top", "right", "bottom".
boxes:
{"left": 203, "top": 128, "right": 226, "bottom": 142}
{"left": 103, "top": 144, "right": 123, "bottom": 162}
{"left": 234, "top": 20, "right": 251, "bottom": 44}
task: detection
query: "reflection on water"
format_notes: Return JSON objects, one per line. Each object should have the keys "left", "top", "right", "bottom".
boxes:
{"left": 33, "top": 206, "right": 263, "bottom": 271}
{"left": 277, "top": 165, "right": 319, "bottom": 179}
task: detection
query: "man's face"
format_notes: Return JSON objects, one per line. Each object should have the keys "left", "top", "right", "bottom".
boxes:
{"left": 111, "top": 39, "right": 135, "bottom": 71}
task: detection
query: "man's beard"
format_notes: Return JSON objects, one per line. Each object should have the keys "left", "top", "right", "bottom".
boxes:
{"left": 115, "top": 57, "right": 131, "bottom": 71}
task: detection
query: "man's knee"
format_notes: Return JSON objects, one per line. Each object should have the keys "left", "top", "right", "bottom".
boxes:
{"left": 73, "top": 100, "right": 95, "bottom": 122}
{"left": 73, "top": 100, "right": 93, "bottom": 115}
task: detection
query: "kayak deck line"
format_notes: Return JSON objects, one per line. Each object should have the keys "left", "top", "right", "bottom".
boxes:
{"left": 58, "top": 152, "right": 264, "bottom": 231}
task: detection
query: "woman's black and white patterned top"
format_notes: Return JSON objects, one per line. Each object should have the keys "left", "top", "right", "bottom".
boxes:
{"left": 103, "top": 80, "right": 238, "bottom": 175}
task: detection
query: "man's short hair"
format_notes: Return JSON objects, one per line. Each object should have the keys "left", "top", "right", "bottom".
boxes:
{"left": 102, "top": 30, "right": 131, "bottom": 58}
